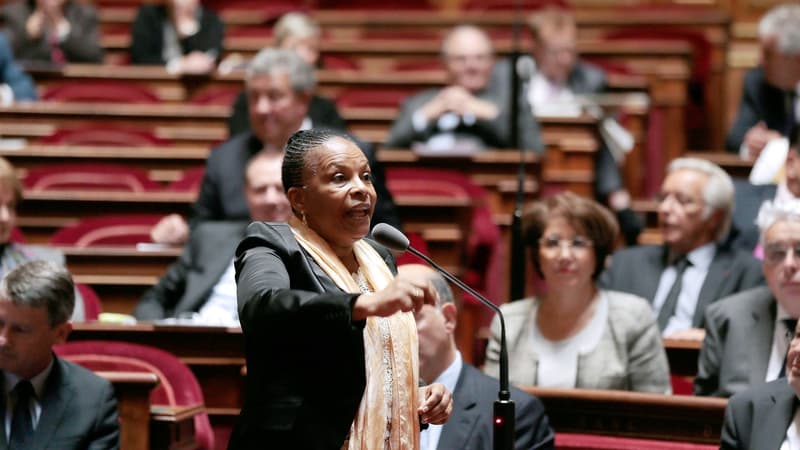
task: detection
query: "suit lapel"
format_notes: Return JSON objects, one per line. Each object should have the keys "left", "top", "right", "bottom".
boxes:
{"left": 641, "top": 246, "right": 668, "bottom": 302}
{"left": 694, "top": 247, "right": 731, "bottom": 326}
{"left": 30, "top": 358, "right": 74, "bottom": 449}
{"left": 0, "top": 375, "right": 7, "bottom": 449}
{"left": 437, "top": 366, "right": 479, "bottom": 450}
{"left": 749, "top": 296, "right": 777, "bottom": 387}
{"left": 752, "top": 382, "right": 796, "bottom": 450}
{"left": 182, "top": 223, "right": 247, "bottom": 311}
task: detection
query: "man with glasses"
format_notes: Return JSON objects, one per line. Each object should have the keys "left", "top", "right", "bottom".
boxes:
{"left": 385, "top": 25, "right": 543, "bottom": 153}
{"left": 600, "top": 157, "right": 764, "bottom": 336}
{"left": 695, "top": 199, "right": 800, "bottom": 397}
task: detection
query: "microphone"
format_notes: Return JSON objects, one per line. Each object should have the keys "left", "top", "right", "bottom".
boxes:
{"left": 372, "top": 223, "right": 515, "bottom": 450}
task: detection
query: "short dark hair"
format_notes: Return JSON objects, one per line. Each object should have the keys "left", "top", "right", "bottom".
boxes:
{"left": 0, "top": 261, "right": 75, "bottom": 326}
{"left": 523, "top": 192, "right": 619, "bottom": 280}
{"left": 281, "top": 128, "right": 356, "bottom": 193}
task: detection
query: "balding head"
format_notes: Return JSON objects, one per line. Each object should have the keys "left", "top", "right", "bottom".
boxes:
{"left": 441, "top": 25, "right": 495, "bottom": 93}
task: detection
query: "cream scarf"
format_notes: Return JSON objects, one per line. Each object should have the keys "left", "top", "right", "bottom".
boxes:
{"left": 288, "top": 216, "right": 420, "bottom": 450}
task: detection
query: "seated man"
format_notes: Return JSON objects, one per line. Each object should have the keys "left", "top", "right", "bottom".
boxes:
{"left": 720, "top": 319, "right": 800, "bottom": 449}
{"left": 0, "top": 156, "right": 83, "bottom": 321}
{"left": 600, "top": 157, "right": 764, "bottom": 335}
{"left": 696, "top": 199, "right": 800, "bottom": 397}
{"left": 730, "top": 126, "right": 799, "bottom": 251}
{"left": 406, "top": 263, "right": 554, "bottom": 450}
{"left": 726, "top": 3, "right": 800, "bottom": 160}
{"left": 152, "top": 47, "right": 400, "bottom": 244}
{"left": 385, "top": 25, "right": 543, "bottom": 153}
{"left": 0, "top": 33, "right": 36, "bottom": 105}
{"left": 135, "top": 151, "right": 290, "bottom": 323}
{"left": 0, "top": 260, "right": 119, "bottom": 448}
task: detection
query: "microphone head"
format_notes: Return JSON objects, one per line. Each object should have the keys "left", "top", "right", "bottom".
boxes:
{"left": 371, "top": 223, "right": 409, "bottom": 252}
{"left": 516, "top": 56, "right": 536, "bottom": 81}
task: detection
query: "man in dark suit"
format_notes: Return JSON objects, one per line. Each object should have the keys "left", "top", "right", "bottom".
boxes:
{"left": 726, "top": 4, "right": 800, "bottom": 159}
{"left": 600, "top": 157, "right": 764, "bottom": 335}
{"left": 0, "top": 260, "right": 119, "bottom": 449}
{"left": 135, "top": 150, "right": 290, "bottom": 323}
{"left": 720, "top": 319, "right": 800, "bottom": 449}
{"left": 151, "top": 47, "right": 400, "bottom": 244}
{"left": 696, "top": 199, "right": 800, "bottom": 397}
{"left": 386, "top": 25, "right": 543, "bottom": 153}
{"left": 404, "top": 264, "right": 554, "bottom": 450}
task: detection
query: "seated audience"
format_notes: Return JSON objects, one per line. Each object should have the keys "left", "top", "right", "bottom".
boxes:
{"left": 227, "top": 12, "right": 346, "bottom": 136}
{"left": 151, "top": 48, "right": 399, "bottom": 245}
{"left": 600, "top": 157, "right": 764, "bottom": 335}
{"left": 129, "top": 0, "right": 223, "bottom": 74}
{"left": 0, "top": 261, "right": 119, "bottom": 448}
{"left": 720, "top": 319, "right": 800, "bottom": 449}
{"left": 0, "top": 156, "right": 83, "bottom": 321}
{"left": 0, "top": 0, "right": 103, "bottom": 64}
{"left": 484, "top": 192, "right": 670, "bottom": 393}
{"left": 730, "top": 126, "right": 799, "bottom": 252}
{"left": 726, "top": 3, "right": 800, "bottom": 159}
{"left": 385, "top": 25, "right": 543, "bottom": 153}
{"left": 696, "top": 199, "right": 800, "bottom": 397}
{"left": 407, "top": 263, "right": 555, "bottom": 450}
{"left": 522, "top": 8, "right": 641, "bottom": 245}
{"left": 0, "top": 34, "right": 36, "bottom": 104}
{"left": 135, "top": 151, "right": 290, "bottom": 324}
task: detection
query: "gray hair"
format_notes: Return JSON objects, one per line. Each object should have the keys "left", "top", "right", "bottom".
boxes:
{"left": 430, "top": 272, "right": 455, "bottom": 307}
{"left": 667, "top": 157, "right": 734, "bottom": 242}
{"left": 758, "top": 4, "right": 800, "bottom": 55}
{"left": 246, "top": 48, "right": 316, "bottom": 93}
{"left": 274, "top": 12, "right": 320, "bottom": 46}
{"left": 756, "top": 199, "right": 800, "bottom": 238}
{"left": 0, "top": 261, "right": 75, "bottom": 326}
{"left": 440, "top": 25, "right": 493, "bottom": 58}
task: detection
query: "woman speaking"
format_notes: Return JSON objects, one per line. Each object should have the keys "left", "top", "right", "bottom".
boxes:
{"left": 229, "top": 129, "right": 452, "bottom": 450}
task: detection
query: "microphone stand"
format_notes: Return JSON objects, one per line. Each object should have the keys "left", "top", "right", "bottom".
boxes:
{"left": 508, "top": 0, "right": 526, "bottom": 303}
{"left": 404, "top": 246, "right": 514, "bottom": 450}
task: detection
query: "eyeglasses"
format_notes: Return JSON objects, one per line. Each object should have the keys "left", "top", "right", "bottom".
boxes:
{"left": 763, "top": 242, "right": 800, "bottom": 265}
{"left": 655, "top": 191, "right": 703, "bottom": 210}
{"left": 539, "top": 236, "right": 593, "bottom": 253}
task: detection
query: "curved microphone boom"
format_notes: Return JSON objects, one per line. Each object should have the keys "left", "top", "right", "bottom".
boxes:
{"left": 372, "top": 223, "right": 515, "bottom": 450}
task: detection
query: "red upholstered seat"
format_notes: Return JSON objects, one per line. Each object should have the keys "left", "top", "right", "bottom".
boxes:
{"left": 37, "top": 125, "right": 171, "bottom": 147}
{"left": 23, "top": 164, "right": 162, "bottom": 192}
{"left": 168, "top": 167, "right": 205, "bottom": 193}
{"left": 75, "top": 283, "right": 102, "bottom": 321}
{"left": 336, "top": 88, "right": 412, "bottom": 109}
{"left": 54, "top": 340, "right": 214, "bottom": 450}
{"left": 395, "top": 231, "right": 430, "bottom": 267}
{"left": 42, "top": 82, "right": 161, "bottom": 103}
{"left": 190, "top": 87, "right": 241, "bottom": 106}
{"left": 49, "top": 214, "right": 163, "bottom": 247}
{"left": 556, "top": 433, "right": 717, "bottom": 449}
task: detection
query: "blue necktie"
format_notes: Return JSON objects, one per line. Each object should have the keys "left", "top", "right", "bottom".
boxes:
{"left": 9, "top": 380, "right": 33, "bottom": 449}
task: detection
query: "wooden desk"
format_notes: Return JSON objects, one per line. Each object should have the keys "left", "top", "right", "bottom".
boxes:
{"left": 523, "top": 387, "right": 727, "bottom": 444}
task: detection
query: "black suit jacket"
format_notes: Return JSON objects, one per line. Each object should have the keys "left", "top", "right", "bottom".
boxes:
{"left": 726, "top": 67, "right": 793, "bottom": 153}
{"left": 0, "top": 357, "right": 119, "bottom": 449}
{"left": 129, "top": 4, "right": 223, "bottom": 65}
{"left": 193, "top": 131, "right": 401, "bottom": 230}
{"left": 134, "top": 221, "right": 248, "bottom": 320}
{"left": 229, "top": 222, "right": 396, "bottom": 450}
{"left": 227, "top": 92, "right": 347, "bottom": 137}
{"left": 599, "top": 243, "right": 765, "bottom": 328}
{"left": 721, "top": 378, "right": 798, "bottom": 450}
{"left": 438, "top": 364, "right": 554, "bottom": 450}
{"left": 727, "top": 178, "right": 777, "bottom": 252}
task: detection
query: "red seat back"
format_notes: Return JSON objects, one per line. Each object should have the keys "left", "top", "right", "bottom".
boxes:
{"left": 54, "top": 340, "right": 214, "bottom": 450}
{"left": 168, "top": 167, "right": 206, "bottom": 193}
{"left": 75, "top": 283, "right": 102, "bottom": 321}
{"left": 42, "top": 82, "right": 161, "bottom": 103}
{"left": 556, "top": 433, "right": 717, "bottom": 449}
{"left": 37, "top": 125, "right": 171, "bottom": 147}
{"left": 49, "top": 214, "right": 163, "bottom": 247}
{"left": 23, "top": 164, "right": 162, "bottom": 192}
{"left": 336, "top": 88, "right": 412, "bottom": 109}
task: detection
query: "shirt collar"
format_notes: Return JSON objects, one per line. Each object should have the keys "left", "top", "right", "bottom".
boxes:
{"left": 433, "top": 351, "right": 463, "bottom": 396}
{"left": 684, "top": 242, "right": 717, "bottom": 270}
{"left": 4, "top": 357, "right": 55, "bottom": 400}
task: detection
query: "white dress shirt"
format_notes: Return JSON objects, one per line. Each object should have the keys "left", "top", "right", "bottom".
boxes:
{"left": 420, "top": 351, "right": 462, "bottom": 450}
{"left": 197, "top": 258, "right": 239, "bottom": 326}
{"left": 766, "top": 304, "right": 795, "bottom": 382}
{"left": 652, "top": 242, "right": 716, "bottom": 336}
{"left": 781, "top": 404, "right": 800, "bottom": 450}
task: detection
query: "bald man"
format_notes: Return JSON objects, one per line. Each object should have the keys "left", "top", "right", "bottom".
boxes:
{"left": 386, "top": 25, "right": 543, "bottom": 153}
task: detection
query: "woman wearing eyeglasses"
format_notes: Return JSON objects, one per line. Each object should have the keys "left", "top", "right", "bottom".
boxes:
{"left": 483, "top": 192, "right": 671, "bottom": 392}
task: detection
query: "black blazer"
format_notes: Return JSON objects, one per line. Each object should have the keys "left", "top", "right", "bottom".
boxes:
{"left": 726, "top": 67, "right": 793, "bottom": 153}
{"left": 438, "top": 364, "right": 554, "bottom": 450}
{"left": 721, "top": 378, "right": 798, "bottom": 450}
{"left": 0, "top": 357, "right": 120, "bottom": 449}
{"left": 599, "top": 243, "right": 765, "bottom": 328}
{"left": 129, "top": 4, "right": 223, "bottom": 65}
{"left": 227, "top": 91, "right": 347, "bottom": 137}
{"left": 229, "top": 222, "right": 396, "bottom": 450}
